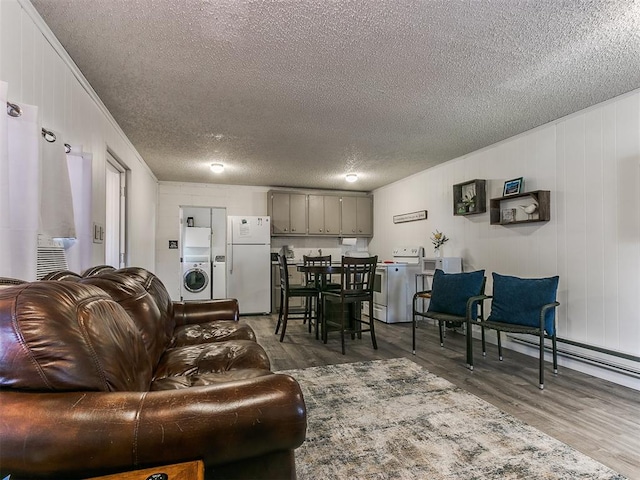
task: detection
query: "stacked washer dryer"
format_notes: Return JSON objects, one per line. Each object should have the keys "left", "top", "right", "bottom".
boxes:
{"left": 182, "top": 226, "right": 212, "bottom": 301}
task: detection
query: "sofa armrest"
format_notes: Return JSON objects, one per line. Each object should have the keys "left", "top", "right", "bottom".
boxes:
{"left": 172, "top": 298, "right": 240, "bottom": 326}
{"left": 0, "top": 374, "right": 306, "bottom": 479}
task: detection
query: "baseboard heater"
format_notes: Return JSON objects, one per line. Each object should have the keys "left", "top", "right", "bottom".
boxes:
{"left": 508, "top": 335, "right": 640, "bottom": 379}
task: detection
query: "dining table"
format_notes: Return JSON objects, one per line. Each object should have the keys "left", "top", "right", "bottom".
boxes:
{"left": 296, "top": 264, "right": 367, "bottom": 343}
{"left": 295, "top": 264, "right": 344, "bottom": 340}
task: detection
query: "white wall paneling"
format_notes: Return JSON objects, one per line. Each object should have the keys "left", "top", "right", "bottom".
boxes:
{"left": 0, "top": 0, "right": 157, "bottom": 272}
{"left": 370, "top": 91, "right": 640, "bottom": 389}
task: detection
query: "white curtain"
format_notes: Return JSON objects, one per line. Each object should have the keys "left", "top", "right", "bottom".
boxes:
{"left": 40, "top": 129, "right": 76, "bottom": 239}
{"left": 65, "top": 146, "right": 92, "bottom": 272}
{"left": 0, "top": 82, "right": 40, "bottom": 280}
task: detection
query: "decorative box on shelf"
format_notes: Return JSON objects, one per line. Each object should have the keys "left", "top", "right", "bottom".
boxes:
{"left": 489, "top": 190, "right": 550, "bottom": 225}
{"left": 452, "top": 179, "right": 486, "bottom": 216}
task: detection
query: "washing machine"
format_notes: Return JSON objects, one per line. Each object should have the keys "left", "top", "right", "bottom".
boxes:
{"left": 182, "top": 261, "right": 211, "bottom": 301}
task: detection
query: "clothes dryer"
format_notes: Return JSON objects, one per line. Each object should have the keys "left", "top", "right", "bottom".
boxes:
{"left": 182, "top": 261, "right": 211, "bottom": 301}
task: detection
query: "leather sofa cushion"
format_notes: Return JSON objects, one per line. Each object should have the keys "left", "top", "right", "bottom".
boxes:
{"left": 150, "top": 369, "right": 273, "bottom": 390}
{"left": 0, "top": 281, "right": 152, "bottom": 392}
{"left": 81, "top": 272, "right": 169, "bottom": 369}
{"left": 153, "top": 340, "right": 271, "bottom": 380}
{"left": 114, "top": 267, "right": 177, "bottom": 339}
{"left": 171, "top": 320, "right": 256, "bottom": 347}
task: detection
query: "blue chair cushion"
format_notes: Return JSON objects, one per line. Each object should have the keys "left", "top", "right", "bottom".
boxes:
{"left": 428, "top": 269, "right": 485, "bottom": 319}
{"left": 488, "top": 272, "right": 559, "bottom": 335}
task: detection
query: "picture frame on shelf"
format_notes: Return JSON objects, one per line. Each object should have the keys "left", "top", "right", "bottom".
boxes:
{"left": 502, "top": 177, "right": 523, "bottom": 196}
{"left": 501, "top": 208, "right": 517, "bottom": 223}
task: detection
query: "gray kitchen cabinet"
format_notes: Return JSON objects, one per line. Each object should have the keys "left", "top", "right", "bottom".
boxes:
{"left": 268, "top": 190, "right": 372, "bottom": 237}
{"left": 308, "top": 195, "right": 341, "bottom": 235}
{"left": 356, "top": 196, "right": 373, "bottom": 236}
{"left": 341, "top": 195, "right": 373, "bottom": 236}
{"left": 269, "top": 191, "right": 307, "bottom": 235}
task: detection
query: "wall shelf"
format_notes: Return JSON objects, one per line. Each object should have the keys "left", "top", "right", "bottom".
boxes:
{"left": 490, "top": 190, "right": 550, "bottom": 225}
{"left": 453, "top": 179, "right": 486, "bottom": 216}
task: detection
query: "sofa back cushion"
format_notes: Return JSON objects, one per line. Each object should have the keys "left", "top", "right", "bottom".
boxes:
{"left": 81, "top": 272, "right": 168, "bottom": 369}
{"left": 114, "top": 267, "right": 176, "bottom": 339}
{"left": 0, "top": 281, "right": 152, "bottom": 392}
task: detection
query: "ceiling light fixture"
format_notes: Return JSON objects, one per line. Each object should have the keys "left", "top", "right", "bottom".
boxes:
{"left": 210, "top": 163, "right": 224, "bottom": 173}
{"left": 345, "top": 173, "right": 358, "bottom": 183}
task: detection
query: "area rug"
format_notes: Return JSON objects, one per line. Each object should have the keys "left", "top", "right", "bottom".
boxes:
{"left": 279, "top": 358, "right": 625, "bottom": 480}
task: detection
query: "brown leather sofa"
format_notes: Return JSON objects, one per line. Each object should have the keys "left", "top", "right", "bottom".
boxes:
{"left": 0, "top": 268, "right": 307, "bottom": 479}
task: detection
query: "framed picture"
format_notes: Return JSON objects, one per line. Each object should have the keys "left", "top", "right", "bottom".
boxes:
{"left": 501, "top": 208, "right": 517, "bottom": 223}
{"left": 503, "top": 177, "right": 523, "bottom": 196}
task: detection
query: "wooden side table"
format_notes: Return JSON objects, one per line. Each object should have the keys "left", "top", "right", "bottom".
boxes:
{"left": 85, "top": 460, "right": 204, "bottom": 480}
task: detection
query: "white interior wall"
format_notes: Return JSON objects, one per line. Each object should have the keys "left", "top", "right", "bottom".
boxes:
{"left": 157, "top": 182, "right": 269, "bottom": 299}
{"left": 370, "top": 90, "right": 640, "bottom": 389}
{"left": 0, "top": 0, "right": 157, "bottom": 272}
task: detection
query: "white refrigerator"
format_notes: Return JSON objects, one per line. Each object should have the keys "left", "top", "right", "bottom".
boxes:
{"left": 227, "top": 216, "right": 271, "bottom": 315}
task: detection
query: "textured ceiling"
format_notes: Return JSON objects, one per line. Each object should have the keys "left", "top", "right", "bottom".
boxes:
{"left": 31, "top": 0, "right": 640, "bottom": 192}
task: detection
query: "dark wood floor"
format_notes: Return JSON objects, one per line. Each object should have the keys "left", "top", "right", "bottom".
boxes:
{"left": 244, "top": 314, "right": 640, "bottom": 479}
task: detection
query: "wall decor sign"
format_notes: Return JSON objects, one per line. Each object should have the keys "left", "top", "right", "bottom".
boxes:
{"left": 503, "top": 177, "right": 523, "bottom": 196}
{"left": 393, "top": 210, "right": 428, "bottom": 224}
{"left": 168, "top": 240, "right": 178, "bottom": 249}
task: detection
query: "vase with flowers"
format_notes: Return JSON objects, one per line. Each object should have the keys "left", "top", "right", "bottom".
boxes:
{"left": 431, "top": 230, "right": 449, "bottom": 257}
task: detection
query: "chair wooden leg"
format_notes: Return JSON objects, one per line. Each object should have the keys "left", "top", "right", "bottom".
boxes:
{"left": 322, "top": 297, "right": 329, "bottom": 344}
{"left": 315, "top": 294, "right": 321, "bottom": 340}
{"left": 369, "top": 301, "right": 377, "bottom": 350}
{"left": 275, "top": 289, "right": 285, "bottom": 334}
{"left": 412, "top": 310, "right": 417, "bottom": 355}
{"left": 497, "top": 331, "right": 503, "bottom": 360}
{"left": 340, "top": 302, "right": 346, "bottom": 355}
{"left": 279, "top": 298, "right": 290, "bottom": 342}
{"left": 306, "top": 296, "right": 313, "bottom": 333}
{"left": 481, "top": 325, "right": 486, "bottom": 356}
{"left": 438, "top": 320, "right": 444, "bottom": 347}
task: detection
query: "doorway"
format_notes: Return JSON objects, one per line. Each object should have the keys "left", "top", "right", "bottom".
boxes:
{"left": 179, "top": 206, "right": 227, "bottom": 300}
{"left": 105, "top": 151, "right": 127, "bottom": 268}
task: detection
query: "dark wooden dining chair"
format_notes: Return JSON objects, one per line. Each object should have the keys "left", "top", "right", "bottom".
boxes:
{"left": 274, "top": 253, "right": 321, "bottom": 342}
{"left": 322, "top": 255, "right": 378, "bottom": 354}
{"left": 302, "top": 255, "right": 342, "bottom": 338}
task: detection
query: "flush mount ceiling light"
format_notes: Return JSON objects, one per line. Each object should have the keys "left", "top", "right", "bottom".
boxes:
{"left": 210, "top": 163, "right": 224, "bottom": 173}
{"left": 345, "top": 173, "right": 358, "bottom": 183}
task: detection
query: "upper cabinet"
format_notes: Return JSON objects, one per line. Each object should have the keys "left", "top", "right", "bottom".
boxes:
{"left": 341, "top": 195, "right": 373, "bottom": 236}
{"left": 268, "top": 190, "right": 373, "bottom": 237}
{"left": 268, "top": 192, "right": 307, "bottom": 235}
{"left": 308, "top": 195, "right": 341, "bottom": 235}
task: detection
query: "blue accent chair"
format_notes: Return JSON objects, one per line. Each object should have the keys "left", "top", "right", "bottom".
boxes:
{"left": 468, "top": 272, "right": 560, "bottom": 389}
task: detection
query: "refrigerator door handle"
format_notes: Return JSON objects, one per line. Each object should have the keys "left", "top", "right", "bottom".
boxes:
{"left": 229, "top": 245, "right": 233, "bottom": 273}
